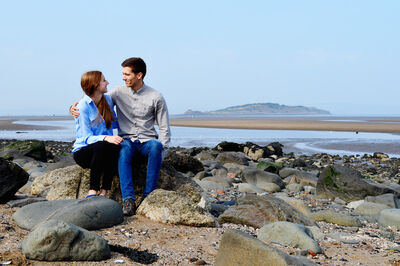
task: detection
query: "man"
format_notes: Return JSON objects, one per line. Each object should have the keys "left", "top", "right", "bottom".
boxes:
{"left": 71, "top": 57, "right": 171, "bottom": 216}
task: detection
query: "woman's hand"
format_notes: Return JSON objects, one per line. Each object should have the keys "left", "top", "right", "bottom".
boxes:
{"left": 104, "top": 136, "right": 124, "bottom": 145}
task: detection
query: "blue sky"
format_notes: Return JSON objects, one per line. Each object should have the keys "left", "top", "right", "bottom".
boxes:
{"left": 1, "top": 0, "right": 399, "bottom": 116}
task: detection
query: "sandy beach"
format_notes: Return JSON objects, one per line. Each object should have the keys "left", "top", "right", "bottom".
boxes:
{"left": 170, "top": 116, "right": 400, "bottom": 133}
{"left": 2, "top": 115, "right": 400, "bottom": 133}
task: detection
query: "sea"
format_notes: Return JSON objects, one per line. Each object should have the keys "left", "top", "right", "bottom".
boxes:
{"left": 2, "top": 118, "right": 400, "bottom": 157}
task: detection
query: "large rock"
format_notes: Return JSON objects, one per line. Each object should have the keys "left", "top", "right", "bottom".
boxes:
{"left": 309, "top": 210, "right": 362, "bottom": 227}
{"left": 216, "top": 152, "right": 250, "bottom": 166}
{"left": 218, "top": 193, "right": 316, "bottom": 228}
{"left": 136, "top": 189, "right": 215, "bottom": 227}
{"left": 316, "top": 165, "right": 396, "bottom": 202}
{"left": 215, "top": 230, "right": 314, "bottom": 266}
{"left": 31, "top": 161, "right": 203, "bottom": 205}
{"left": 0, "top": 157, "right": 29, "bottom": 203}
{"left": 364, "top": 193, "right": 399, "bottom": 208}
{"left": 241, "top": 169, "right": 285, "bottom": 189}
{"left": 286, "top": 171, "right": 318, "bottom": 187}
{"left": 378, "top": 209, "right": 400, "bottom": 229}
{"left": 354, "top": 202, "right": 391, "bottom": 217}
{"left": 22, "top": 219, "right": 110, "bottom": 261}
{"left": 0, "top": 140, "right": 49, "bottom": 162}
{"left": 163, "top": 152, "right": 204, "bottom": 174}
{"left": 13, "top": 197, "right": 124, "bottom": 230}
{"left": 215, "top": 141, "right": 244, "bottom": 152}
{"left": 258, "top": 221, "right": 322, "bottom": 253}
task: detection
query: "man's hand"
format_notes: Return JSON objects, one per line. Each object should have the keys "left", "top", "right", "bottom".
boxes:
{"left": 104, "top": 136, "right": 124, "bottom": 145}
{"left": 69, "top": 102, "right": 80, "bottom": 118}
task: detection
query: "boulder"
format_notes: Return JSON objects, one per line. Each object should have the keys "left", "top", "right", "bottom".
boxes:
{"left": 194, "top": 179, "right": 226, "bottom": 192}
{"left": 287, "top": 171, "right": 318, "bottom": 187}
{"left": 214, "top": 141, "right": 244, "bottom": 152}
{"left": 309, "top": 210, "right": 362, "bottom": 227}
{"left": 216, "top": 152, "right": 250, "bottom": 166}
{"left": 202, "top": 176, "right": 232, "bottom": 188}
{"left": 0, "top": 140, "right": 49, "bottom": 162}
{"left": 194, "top": 150, "right": 217, "bottom": 161}
{"left": 237, "top": 183, "right": 265, "bottom": 194}
{"left": 136, "top": 189, "right": 215, "bottom": 227}
{"left": 241, "top": 169, "right": 285, "bottom": 189}
{"left": 274, "top": 195, "right": 311, "bottom": 217}
{"left": 354, "top": 202, "right": 391, "bottom": 217}
{"left": 364, "top": 193, "right": 399, "bottom": 208}
{"left": 31, "top": 161, "right": 203, "bottom": 205}
{"left": 287, "top": 183, "right": 304, "bottom": 192}
{"left": 279, "top": 168, "right": 301, "bottom": 178}
{"left": 163, "top": 152, "right": 204, "bottom": 174}
{"left": 22, "top": 220, "right": 110, "bottom": 261}
{"left": 258, "top": 221, "right": 322, "bottom": 253}
{"left": 316, "top": 165, "right": 395, "bottom": 202}
{"left": 257, "top": 161, "right": 282, "bottom": 174}
{"left": 265, "top": 142, "right": 284, "bottom": 157}
{"left": 218, "top": 193, "right": 316, "bottom": 228}
{"left": 215, "top": 230, "right": 314, "bottom": 266}
{"left": 0, "top": 157, "right": 29, "bottom": 203}
{"left": 378, "top": 209, "right": 400, "bottom": 229}
{"left": 13, "top": 197, "right": 124, "bottom": 230}
{"left": 243, "top": 142, "right": 265, "bottom": 161}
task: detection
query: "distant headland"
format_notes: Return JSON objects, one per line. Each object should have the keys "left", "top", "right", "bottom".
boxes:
{"left": 182, "top": 103, "right": 330, "bottom": 116}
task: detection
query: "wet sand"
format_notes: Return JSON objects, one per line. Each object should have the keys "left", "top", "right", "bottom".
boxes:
{"left": 0, "top": 116, "right": 71, "bottom": 131}
{"left": 170, "top": 116, "right": 400, "bottom": 133}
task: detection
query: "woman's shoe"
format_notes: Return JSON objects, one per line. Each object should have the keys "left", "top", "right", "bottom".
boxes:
{"left": 85, "top": 194, "right": 97, "bottom": 199}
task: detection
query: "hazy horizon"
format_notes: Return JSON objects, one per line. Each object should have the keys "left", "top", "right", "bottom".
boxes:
{"left": 1, "top": 1, "right": 399, "bottom": 116}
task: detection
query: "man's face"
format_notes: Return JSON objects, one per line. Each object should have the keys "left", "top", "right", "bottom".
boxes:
{"left": 122, "top": 67, "right": 142, "bottom": 88}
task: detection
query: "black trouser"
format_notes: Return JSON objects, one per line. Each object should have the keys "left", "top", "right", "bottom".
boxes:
{"left": 73, "top": 141, "right": 121, "bottom": 191}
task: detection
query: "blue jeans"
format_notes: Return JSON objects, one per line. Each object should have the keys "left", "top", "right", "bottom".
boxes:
{"left": 118, "top": 139, "right": 163, "bottom": 201}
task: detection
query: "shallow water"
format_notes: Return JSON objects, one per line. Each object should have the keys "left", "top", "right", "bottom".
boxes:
{"left": 2, "top": 119, "right": 400, "bottom": 157}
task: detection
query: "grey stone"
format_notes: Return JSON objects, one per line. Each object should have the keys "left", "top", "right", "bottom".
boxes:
{"left": 13, "top": 197, "right": 124, "bottom": 230}
{"left": 347, "top": 200, "right": 365, "bottom": 209}
{"left": 304, "top": 186, "right": 316, "bottom": 194}
{"left": 163, "top": 152, "right": 204, "bottom": 174}
{"left": 365, "top": 193, "right": 399, "bottom": 208}
{"left": 0, "top": 140, "right": 48, "bottom": 162}
{"left": 316, "top": 165, "right": 396, "bottom": 202}
{"left": 137, "top": 189, "right": 215, "bottom": 227}
{"left": 215, "top": 230, "right": 315, "bottom": 266}
{"left": 274, "top": 195, "right": 311, "bottom": 217}
{"left": 6, "top": 197, "right": 47, "bottom": 208}
{"left": 242, "top": 168, "right": 285, "bottom": 189}
{"left": 279, "top": 168, "right": 301, "bottom": 178}
{"left": 218, "top": 193, "right": 316, "bottom": 228}
{"left": 310, "top": 210, "right": 362, "bottom": 227}
{"left": 378, "top": 209, "right": 400, "bottom": 229}
{"left": 223, "top": 163, "right": 248, "bottom": 175}
{"left": 237, "top": 183, "right": 265, "bottom": 194}
{"left": 334, "top": 197, "right": 347, "bottom": 205}
{"left": 216, "top": 152, "right": 250, "bottom": 166}
{"left": 327, "top": 232, "right": 360, "bottom": 244}
{"left": 202, "top": 176, "right": 232, "bottom": 188}
{"left": 258, "top": 221, "right": 322, "bottom": 253}
{"left": 194, "top": 179, "right": 225, "bottom": 192}
{"left": 355, "top": 202, "right": 390, "bottom": 216}
{"left": 258, "top": 182, "right": 281, "bottom": 193}
{"left": 286, "top": 171, "right": 318, "bottom": 187}
{"left": 306, "top": 226, "right": 325, "bottom": 241}
{"left": 22, "top": 219, "right": 110, "bottom": 261}
{"left": 0, "top": 157, "right": 29, "bottom": 203}
{"left": 193, "top": 171, "right": 206, "bottom": 180}
{"left": 287, "top": 183, "right": 304, "bottom": 192}
{"left": 194, "top": 150, "right": 216, "bottom": 161}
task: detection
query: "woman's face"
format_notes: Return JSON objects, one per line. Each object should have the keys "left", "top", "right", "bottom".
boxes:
{"left": 97, "top": 74, "right": 109, "bottom": 94}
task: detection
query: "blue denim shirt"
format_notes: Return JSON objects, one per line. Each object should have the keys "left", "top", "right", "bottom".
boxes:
{"left": 72, "top": 94, "right": 118, "bottom": 153}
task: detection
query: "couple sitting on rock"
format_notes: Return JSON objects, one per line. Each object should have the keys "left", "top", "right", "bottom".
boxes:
{"left": 69, "top": 57, "right": 171, "bottom": 216}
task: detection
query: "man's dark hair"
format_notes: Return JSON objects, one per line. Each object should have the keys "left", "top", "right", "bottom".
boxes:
{"left": 121, "top": 57, "right": 146, "bottom": 79}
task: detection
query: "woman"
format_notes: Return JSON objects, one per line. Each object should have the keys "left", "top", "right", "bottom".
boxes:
{"left": 72, "top": 71, "right": 123, "bottom": 198}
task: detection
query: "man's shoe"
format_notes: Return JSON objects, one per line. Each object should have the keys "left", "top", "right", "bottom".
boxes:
{"left": 123, "top": 198, "right": 136, "bottom": 216}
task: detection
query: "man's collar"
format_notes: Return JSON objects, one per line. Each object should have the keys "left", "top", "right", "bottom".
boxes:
{"left": 132, "top": 83, "right": 146, "bottom": 93}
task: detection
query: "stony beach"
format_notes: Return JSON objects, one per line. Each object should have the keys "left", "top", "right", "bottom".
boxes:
{"left": 1, "top": 138, "right": 400, "bottom": 265}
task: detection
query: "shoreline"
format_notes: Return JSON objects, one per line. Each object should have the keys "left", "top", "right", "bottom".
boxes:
{"left": 2, "top": 115, "right": 400, "bottom": 133}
